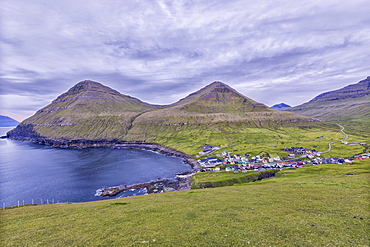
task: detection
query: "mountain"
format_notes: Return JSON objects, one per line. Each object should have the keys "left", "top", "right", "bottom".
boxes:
{"left": 0, "top": 115, "right": 19, "bottom": 127}
{"left": 7, "top": 80, "right": 160, "bottom": 142}
{"left": 271, "top": 103, "right": 291, "bottom": 111}
{"left": 170, "top": 81, "right": 269, "bottom": 113}
{"left": 286, "top": 77, "right": 370, "bottom": 121}
{"left": 7, "top": 80, "right": 319, "bottom": 145}
{"left": 124, "top": 81, "right": 320, "bottom": 142}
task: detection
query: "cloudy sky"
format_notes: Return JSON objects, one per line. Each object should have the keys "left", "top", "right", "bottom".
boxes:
{"left": 1, "top": 0, "right": 369, "bottom": 121}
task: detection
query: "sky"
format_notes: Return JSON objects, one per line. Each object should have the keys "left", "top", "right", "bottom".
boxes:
{"left": 1, "top": 0, "right": 370, "bottom": 121}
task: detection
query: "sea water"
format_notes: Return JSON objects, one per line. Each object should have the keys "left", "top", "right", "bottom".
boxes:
{"left": 0, "top": 127, "right": 191, "bottom": 207}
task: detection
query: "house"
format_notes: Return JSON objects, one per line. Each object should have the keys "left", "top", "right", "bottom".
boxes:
{"left": 225, "top": 166, "right": 234, "bottom": 171}
{"left": 273, "top": 156, "right": 281, "bottom": 161}
{"left": 234, "top": 154, "right": 241, "bottom": 160}
{"left": 198, "top": 157, "right": 221, "bottom": 167}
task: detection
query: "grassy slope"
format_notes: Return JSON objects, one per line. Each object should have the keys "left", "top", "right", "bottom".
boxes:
{"left": 287, "top": 96, "right": 370, "bottom": 119}
{"left": 135, "top": 124, "right": 367, "bottom": 159}
{"left": 286, "top": 95, "right": 370, "bottom": 138}
{"left": 2, "top": 160, "right": 369, "bottom": 246}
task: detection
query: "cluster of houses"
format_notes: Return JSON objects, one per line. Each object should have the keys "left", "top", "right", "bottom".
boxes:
{"left": 355, "top": 153, "right": 370, "bottom": 160}
{"left": 280, "top": 147, "right": 321, "bottom": 159}
{"left": 198, "top": 151, "right": 305, "bottom": 172}
{"left": 197, "top": 146, "right": 368, "bottom": 172}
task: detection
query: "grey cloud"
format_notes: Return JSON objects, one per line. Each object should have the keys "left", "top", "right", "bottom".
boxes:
{"left": 1, "top": 0, "right": 370, "bottom": 120}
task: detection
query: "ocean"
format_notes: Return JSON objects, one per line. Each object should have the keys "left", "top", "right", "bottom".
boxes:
{"left": 0, "top": 127, "right": 191, "bottom": 207}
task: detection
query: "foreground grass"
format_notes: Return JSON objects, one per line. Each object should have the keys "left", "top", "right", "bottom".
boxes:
{"left": 1, "top": 160, "right": 369, "bottom": 246}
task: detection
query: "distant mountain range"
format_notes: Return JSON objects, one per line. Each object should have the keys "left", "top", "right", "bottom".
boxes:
{"left": 0, "top": 115, "right": 19, "bottom": 127}
{"left": 7, "top": 80, "right": 318, "bottom": 145}
{"left": 286, "top": 77, "right": 370, "bottom": 121}
{"left": 271, "top": 103, "right": 291, "bottom": 110}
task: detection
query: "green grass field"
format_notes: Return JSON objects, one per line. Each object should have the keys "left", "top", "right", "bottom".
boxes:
{"left": 2, "top": 160, "right": 369, "bottom": 246}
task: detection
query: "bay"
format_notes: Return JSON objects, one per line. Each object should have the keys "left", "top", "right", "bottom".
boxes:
{"left": 0, "top": 127, "right": 191, "bottom": 207}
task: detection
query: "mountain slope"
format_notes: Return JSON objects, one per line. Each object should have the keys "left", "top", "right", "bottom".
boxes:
{"left": 286, "top": 77, "right": 370, "bottom": 120}
{"left": 0, "top": 115, "right": 19, "bottom": 127}
{"left": 7, "top": 80, "right": 320, "bottom": 145}
{"left": 7, "top": 80, "right": 160, "bottom": 142}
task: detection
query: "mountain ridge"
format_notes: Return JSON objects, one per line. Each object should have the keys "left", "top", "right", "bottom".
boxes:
{"left": 306, "top": 76, "right": 370, "bottom": 104}
{"left": 285, "top": 76, "right": 370, "bottom": 135}
{"left": 7, "top": 80, "right": 320, "bottom": 145}
{"left": 286, "top": 76, "right": 370, "bottom": 120}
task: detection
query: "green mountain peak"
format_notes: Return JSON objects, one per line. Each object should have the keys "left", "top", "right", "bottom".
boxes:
{"left": 171, "top": 81, "right": 269, "bottom": 113}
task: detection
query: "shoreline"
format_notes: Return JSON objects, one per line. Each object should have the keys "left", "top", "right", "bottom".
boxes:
{"left": 96, "top": 171, "right": 197, "bottom": 197}
{"left": 6, "top": 137, "right": 200, "bottom": 196}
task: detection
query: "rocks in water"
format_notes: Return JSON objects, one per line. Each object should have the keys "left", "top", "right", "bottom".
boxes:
{"left": 97, "top": 171, "right": 198, "bottom": 197}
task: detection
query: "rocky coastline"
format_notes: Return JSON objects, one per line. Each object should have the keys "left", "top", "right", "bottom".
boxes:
{"left": 96, "top": 171, "right": 197, "bottom": 197}
{"left": 5, "top": 135, "right": 200, "bottom": 195}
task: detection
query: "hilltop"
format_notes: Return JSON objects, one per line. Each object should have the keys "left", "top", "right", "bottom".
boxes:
{"left": 271, "top": 103, "right": 291, "bottom": 110}
{"left": 0, "top": 115, "right": 19, "bottom": 127}
{"left": 170, "top": 81, "right": 269, "bottom": 113}
{"left": 7, "top": 80, "right": 319, "bottom": 146}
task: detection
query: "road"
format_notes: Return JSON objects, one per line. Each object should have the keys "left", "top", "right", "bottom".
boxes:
{"left": 319, "top": 123, "right": 348, "bottom": 154}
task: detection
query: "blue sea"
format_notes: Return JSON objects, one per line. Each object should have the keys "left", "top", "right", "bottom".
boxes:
{"left": 0, "top": 127, "right": 191, "bottom": 207}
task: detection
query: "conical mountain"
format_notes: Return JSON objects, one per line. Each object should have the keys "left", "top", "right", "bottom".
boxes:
{"left": 7, "top": 80, "right": 159, "bottom": 142}
{"left": 170, "top": 81, "right": 269, "bottom": 113}
{"left": 287, "top": 77, "right": 370, "bottom": 121}
{"left": 46, "top": 80, "right": 155, "bottom": 111}
{"left": 125, "top": 82, "right": 318, "bottom": 142}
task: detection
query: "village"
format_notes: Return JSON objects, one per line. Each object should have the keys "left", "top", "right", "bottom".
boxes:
{"left": 197, "top": 145, "right": 370, "bottom": 172}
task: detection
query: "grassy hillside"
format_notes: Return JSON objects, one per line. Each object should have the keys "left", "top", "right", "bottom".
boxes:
{"left": 2, "top": 160, "right": 369, "bottom": 246}
{"left": 129, "top": 123, "right": 367, "bottom": 159}
{"left": 7, "top": 81, "right": 161, "bottom": 141}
